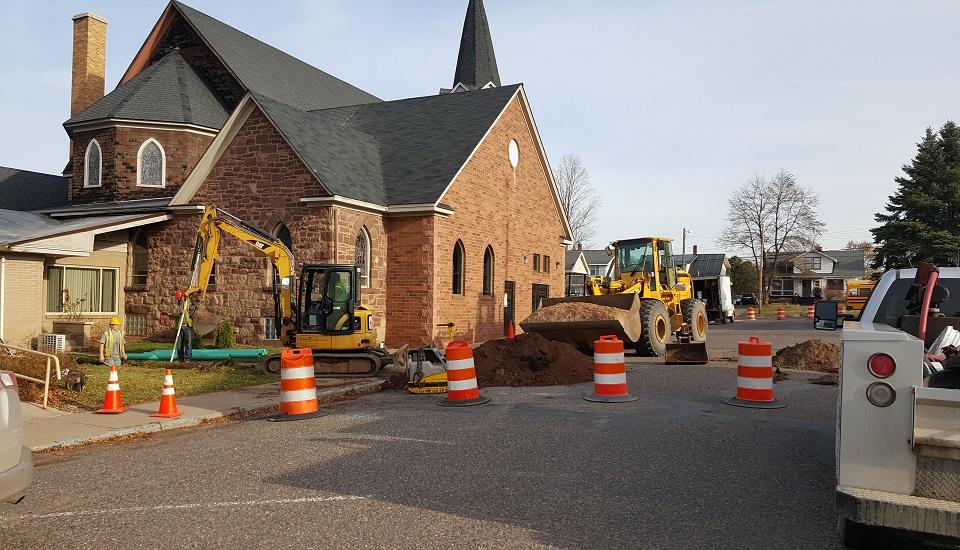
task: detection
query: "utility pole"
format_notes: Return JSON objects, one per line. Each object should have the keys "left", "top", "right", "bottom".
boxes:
{"left": 682, "top": 228, "right": 689, "bottom": 259}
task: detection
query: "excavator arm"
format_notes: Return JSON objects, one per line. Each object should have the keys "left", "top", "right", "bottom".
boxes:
{"left": 184, "top": 206, "right": 296, "bottom": 344}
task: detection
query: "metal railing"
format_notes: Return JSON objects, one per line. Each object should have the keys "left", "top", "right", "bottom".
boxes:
{"left": 0, "top": 344, "right": 61, "bottom": 409}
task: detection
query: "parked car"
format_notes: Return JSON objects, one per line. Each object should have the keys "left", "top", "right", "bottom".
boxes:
{"left": 738, "top": 293, "right": 758, "bottom": 306}
{"left": 0, "top": 370, "right": 32, "bottom": 503}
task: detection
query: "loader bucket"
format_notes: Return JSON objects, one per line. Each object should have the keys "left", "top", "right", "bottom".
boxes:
{"left": 519, "top": 294, "right": 642, "bottom": 354}
{"left": 664, "top": 342, "right": 708, "bottom": 365}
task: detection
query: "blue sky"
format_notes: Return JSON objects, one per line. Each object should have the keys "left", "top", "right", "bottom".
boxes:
{"left": 2, "top": 1, "right": 959, "bottom": 254}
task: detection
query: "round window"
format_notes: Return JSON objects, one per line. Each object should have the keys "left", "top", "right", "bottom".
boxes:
{"left": 508, "top": 139, "right": 519, "bottom": 169}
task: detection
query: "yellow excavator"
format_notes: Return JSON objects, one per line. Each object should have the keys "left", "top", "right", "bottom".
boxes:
{"left": 182, "top": 206, "right": 391, "bottom": 376}
{"left": 521, "top": 237, "right": 708, "bottom": 363}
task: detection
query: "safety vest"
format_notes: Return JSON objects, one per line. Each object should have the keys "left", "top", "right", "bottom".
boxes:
{"left": 104, "top": 329, "right": 125, "bottom": 357}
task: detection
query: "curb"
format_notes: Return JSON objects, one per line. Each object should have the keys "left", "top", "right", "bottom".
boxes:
{"left": 30, "top": 379, "right": 386, "bottom": 453}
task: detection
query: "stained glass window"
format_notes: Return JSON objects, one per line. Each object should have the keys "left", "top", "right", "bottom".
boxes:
{"left": 138, "top": 140, "right": 164, "bottom": 187}
{"left": 85, "top": 140, "right": 101, "bottom": 187}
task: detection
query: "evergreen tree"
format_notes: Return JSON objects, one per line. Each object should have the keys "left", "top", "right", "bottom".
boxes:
{"left": 728, "top": 256, "right": 758, "bottom": 295}
{"left": 873, "top": 122, "right": 960, "bottom": 269}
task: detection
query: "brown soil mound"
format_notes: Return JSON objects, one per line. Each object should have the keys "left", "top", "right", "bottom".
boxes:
{"left": 525, "top": 302, "right": 625, "bottom": 322}
{"left": 773, "top": 340, "right": 840, "bottom": 373}
{"left": 2, "top": 353, "right": 87, "bottom": 411}
{"left": 473, "top": 332, "right": 594, "bottom": 387}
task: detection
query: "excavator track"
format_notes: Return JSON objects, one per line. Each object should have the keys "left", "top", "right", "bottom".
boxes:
{"left": 260, "top": 349, "right": 392, "bottom": 377}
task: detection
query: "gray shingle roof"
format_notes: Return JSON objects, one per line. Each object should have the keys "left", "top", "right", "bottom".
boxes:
{"left": 769, "top": 249, "right": 868, "bottom": 279}
{"left": 0, "top": 166, "right": 69, "bottom": 211}
{"left": 565, "top": 250, "right": 585, "bottom": 271}
{"left": 582, "top": 249, "right": 612, "bottom": 266}
{"left": 174, "top": 1, "right": 381, "bottom": 110}
{"left": 675, "top": 253, "right": 727, "bottom": 279}
{"left": 37, "top": 197, "right": 170, "bottom": 217}
{"left": 453, "top": 0, "right": 501, "bottom": 90}
{"left": 0, "top": 211, "right": 149, "bottom": 247}
{"left": 66, "top": 50, "right": 229, "bottom": 129}
{"left": 257, "top": 84, "right": 521, "bottom": 205}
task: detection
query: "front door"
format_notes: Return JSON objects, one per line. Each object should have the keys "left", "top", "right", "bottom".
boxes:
{"left": 532, "top": 284, "right": 550, "bottom": 312}
{"left": 802, "top": 279, "right": 812, "bottom": 297}
{"left": 504, "top": 280, "right": 515, "bottom": 336}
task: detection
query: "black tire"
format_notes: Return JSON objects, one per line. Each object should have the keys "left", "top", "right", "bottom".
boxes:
{"left": 260, "top": 355, "right": 281, "bottom": 375}
{"left": 637, "top": 299, "right": 670, "bottom": 357}
{"left": 681, "top": 299, "right": 708, "bottom": 342}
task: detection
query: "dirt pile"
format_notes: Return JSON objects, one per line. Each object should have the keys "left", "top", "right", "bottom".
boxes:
{"left": 772, "top": 340, "right": 840, "bottom": 373}
{"left": 3, "top": 353, "right": 87, "bottom": 411}
{"left": 524, "top": 302, "right": 624, "bottom": 322}
{"left": 473, "top": 333, "right": 594, "bottom": 387}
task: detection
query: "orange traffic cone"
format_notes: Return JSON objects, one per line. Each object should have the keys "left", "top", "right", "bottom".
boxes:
{"left": 151, "top": 368, "right": 182, "bottom": 418}
{"left": 507, "top": 320, "right": 516, "bottom": 340}
{"left": 96, "top": 365, "right": 127, "bottom": 414}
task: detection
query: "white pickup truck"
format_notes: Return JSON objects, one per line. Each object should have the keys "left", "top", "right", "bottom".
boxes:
{"left": 816, "top": 266, "right": 960, "bottom": 547}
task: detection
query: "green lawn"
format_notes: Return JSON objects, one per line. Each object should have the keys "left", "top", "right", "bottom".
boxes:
{"left": 17, "top": 362, "right": 277, "bottom": 411}
{"left": 759, "top": 304, "right": 809, "bottom": 317}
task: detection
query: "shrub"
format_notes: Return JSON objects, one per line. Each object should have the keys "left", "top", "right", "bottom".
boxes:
{"left": 213, "top": 321, "right": 236, "bottom": 349}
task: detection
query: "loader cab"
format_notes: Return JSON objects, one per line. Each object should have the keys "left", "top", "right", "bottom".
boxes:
{"left": 299, "top": 265, "right": 358, "bottom": 335}
{"left": 614, "top": 237, "right": 675, "bottom": 291}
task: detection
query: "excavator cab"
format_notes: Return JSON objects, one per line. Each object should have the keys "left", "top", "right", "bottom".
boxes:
{"left": 299, "top": 266, "right": 357, "bottom": 334}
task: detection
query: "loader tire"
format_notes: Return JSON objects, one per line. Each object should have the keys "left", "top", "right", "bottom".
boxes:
{"left": 682, "top": 299, "right": 708, "bottom": 342}
{"left": 637, "top": 299, "right": 670, "bottom": 357}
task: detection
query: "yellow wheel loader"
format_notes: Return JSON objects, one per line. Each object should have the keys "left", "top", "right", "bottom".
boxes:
{"left": 184, "top": 206, "right": 391, "bottom": 376}
{"left": 521, "top": 237, "right": 708, "bottom": 363}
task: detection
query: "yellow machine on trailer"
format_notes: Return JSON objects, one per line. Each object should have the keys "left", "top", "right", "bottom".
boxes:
{"left": 521, "top": 236, "right": 708, "bottom": 363}
{"left": 183, "top": 206, "right": 391, "bottom": 376}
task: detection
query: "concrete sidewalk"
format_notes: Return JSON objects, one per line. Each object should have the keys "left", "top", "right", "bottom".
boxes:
{"left": 20, "top": 377, "right": 386, "bottom": 452}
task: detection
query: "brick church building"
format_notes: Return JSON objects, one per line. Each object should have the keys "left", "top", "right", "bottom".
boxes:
{"left": 0, "top": 0, "right": 571, "bottom": 348}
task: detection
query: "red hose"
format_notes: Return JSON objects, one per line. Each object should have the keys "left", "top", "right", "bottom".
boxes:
{"left": 918, "top": 270, "right": 939, "bottom": 343}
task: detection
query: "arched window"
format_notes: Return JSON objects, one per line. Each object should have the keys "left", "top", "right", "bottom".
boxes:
{"left": 275, "top": 223, "right": 293, "bottom": 253}
{"left": 452, "top": 240, "right": 465, "bottom": 295}
{"left": 355, "top": 227, "right": 371, "bottom": 288}
{"left": 84, "top": 139, "right": 101, "bottom": 188}
{"left": 482, "top": 246, "right": 494, "bottom": 295}
{"left": 136, "top": 138, "right": 165, "bottom": 187}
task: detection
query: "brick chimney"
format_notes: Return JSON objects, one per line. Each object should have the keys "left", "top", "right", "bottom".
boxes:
{"left": 71, "top": 12, "right": 107, "bottom": 116}
{"left": 692, "top": 244, "right": 698, "bottom": 255}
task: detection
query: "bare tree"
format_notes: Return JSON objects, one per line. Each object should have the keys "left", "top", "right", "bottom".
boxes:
{"left": 554, "top": 154, "right": 601, "bottom": 247}
{"left": 719, "top": 171, "right": 824, "bottom": 306}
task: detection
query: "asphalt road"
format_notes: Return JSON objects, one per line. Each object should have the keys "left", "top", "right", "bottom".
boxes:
{"left": 0, "top": 322, "right": 943, "bottom": 550}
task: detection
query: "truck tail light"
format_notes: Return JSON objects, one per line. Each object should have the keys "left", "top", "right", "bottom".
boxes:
{"left": 868, "top": 353, "right": 896, "bottom": 378}
{"left": 866, "top": 381, "right": 896, "bottom": 407}
{"left": 0, "top": 371, "right": 17, "bottom": 390}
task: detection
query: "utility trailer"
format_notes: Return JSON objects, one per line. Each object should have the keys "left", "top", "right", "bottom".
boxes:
{"left": 693, "top": 275, "right": 734, "bottom": 324}
{"left": 815, "top": 265, "right": 960, "bottom": 547}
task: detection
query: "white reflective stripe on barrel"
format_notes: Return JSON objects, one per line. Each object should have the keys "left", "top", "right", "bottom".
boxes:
{"left": 280, "top": 388, "right": 318, "bottom": 403}
{"left": 447, "top": 379, "right": 478, "bottom": 391}
{"left": 737, "top": 376, "right": 773, "bottom": 390}
{"left": 446, "top": 358, "right": 476, "bottom": 371}
{"left": 281, "top": 366, "right": 315, "bottom": 379}
{"left": 107, "top": 383, "right": 120, "bottom": 391}
{"left": 593, "top": 352, "right": 625, "bottom": 365}
{"left": 594, "top": 373, "right": 627, "bottom": 385}
{"left": 738, "top": 355, "right": 772, "bottom": 368}
{"left": 162, "top": 387, "right": 176, "bottom": 396}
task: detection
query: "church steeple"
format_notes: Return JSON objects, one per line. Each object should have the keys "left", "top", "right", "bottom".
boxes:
{"left": 450, "top": 0, "right": 501, "bottom": 92}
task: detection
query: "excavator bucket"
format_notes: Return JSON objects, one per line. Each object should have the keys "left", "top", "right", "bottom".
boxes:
{"left": 192, "top": 310, "right": 223, "bottom": 337}
{"left": 664, "top": 342, "right": 708, "bottom": 365}
{"left": 519, "top": 294, "right": 643, "bottom": 354}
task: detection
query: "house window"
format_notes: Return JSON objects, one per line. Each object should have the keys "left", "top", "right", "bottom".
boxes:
{"left": 262, "top": 317, "right": 278, "bottom": 340}
{"left": 137, "top": 139, "right": 165, "bottom": 187}
{"left": 544, "top": 255, "right": 551, "bottom": 274}
{"left": 772, "top": 278, "right": 793, "bottom": 292}
{"left": 452, "top": 240, "right": 465, "bottom": 295}
{"left": 209, "top": 262, "right": 217, "bottom": 288}
{"left": 483, "top": 246, "right": 494, "bottom": 295}
{"left": 533, "top": 253, "right": 541, "bottom": 273}
{"left": 46, "top": 266, "right": 118, "bottom": 313}
{"left": 126, "top": 314, "right": 147, "bottom": 336}
{"left": 798, "top": 256, "right": 822, "bottom": 271}
{"left": 131, "top": 230, "right": 148, "bottom": 286}
{"left": 356, "top": 227, "right": 371, "bottom": 288}
{"left": 84, "top": 139, "right": 101, "bottom": 188}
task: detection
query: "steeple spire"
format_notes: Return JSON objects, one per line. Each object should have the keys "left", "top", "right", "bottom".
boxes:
{"left": 451, "top": 0, "right": 500, "bottom": 92}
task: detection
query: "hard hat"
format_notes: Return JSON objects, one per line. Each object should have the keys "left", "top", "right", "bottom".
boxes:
{"left": 109, "top": 317, "right": 122, "bottom": 326}
{"left": 175, "top": 289, "right": 185, "bottom": 301}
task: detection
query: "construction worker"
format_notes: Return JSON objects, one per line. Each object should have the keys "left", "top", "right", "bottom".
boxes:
{"left": 175, "top": 290, "right": 194, "bottom": 362}
{"left": 99, "top": 317, "right": 127, "bottom": 366}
